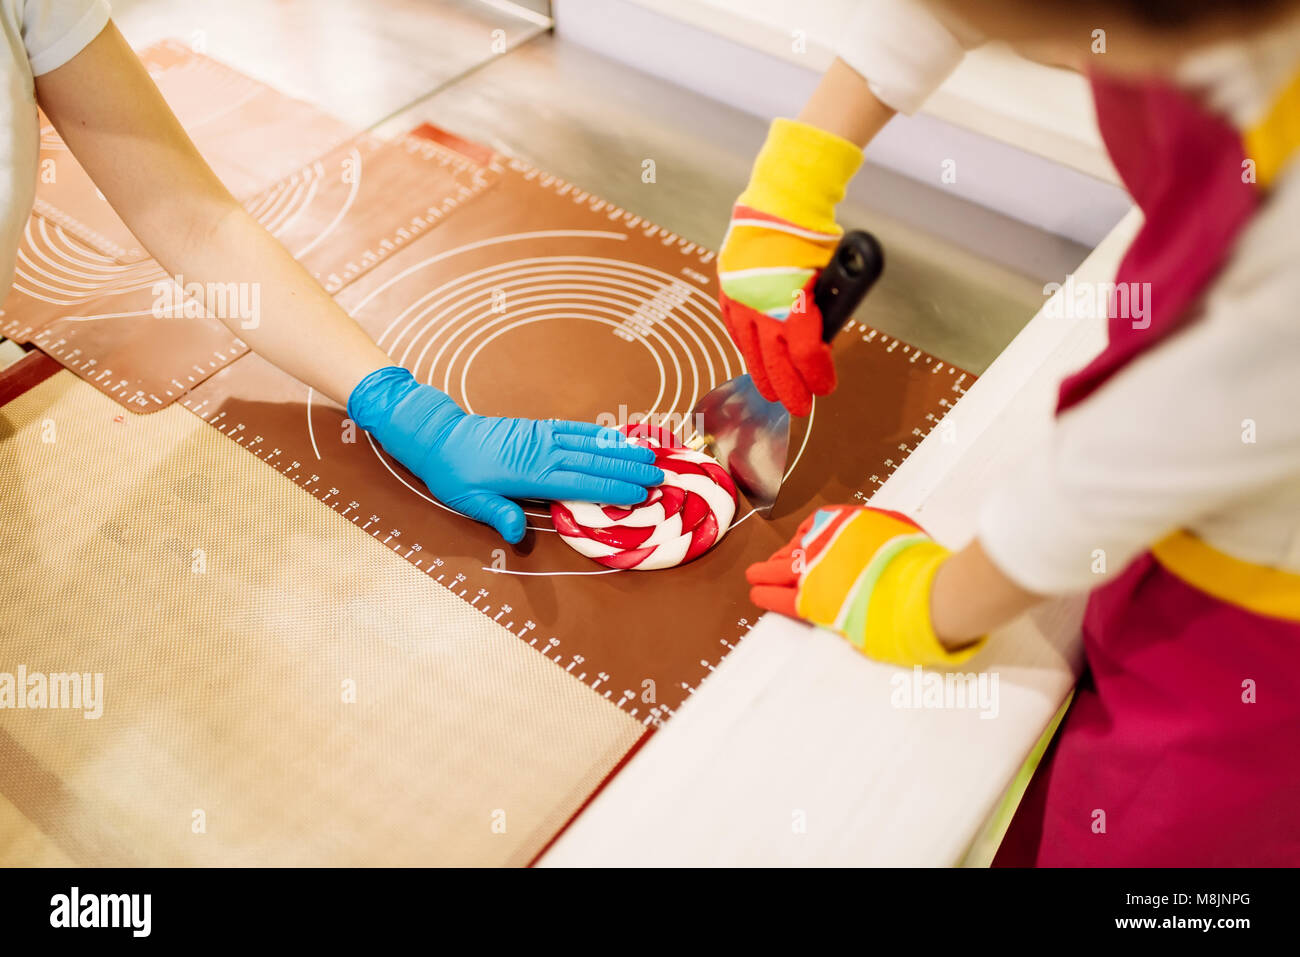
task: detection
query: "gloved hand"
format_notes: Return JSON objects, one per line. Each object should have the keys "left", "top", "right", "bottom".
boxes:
{"left": 718, "top": 118, "right": 863, "bottom": 416}
{"left": 348, "top": 366, "right": 664, "bottom": 544}
{"left": 746, "top": 504, "right": 985, "bottom": 666}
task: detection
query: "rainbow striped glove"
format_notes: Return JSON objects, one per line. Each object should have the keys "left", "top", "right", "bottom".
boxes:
{"left": 718, "top": 118, "right": 863, "bottom": 416}
{"left": 746, "top": 505, "right": 986, "bottom": 667}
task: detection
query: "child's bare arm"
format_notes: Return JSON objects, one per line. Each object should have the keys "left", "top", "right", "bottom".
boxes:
{"left": 33, "top": 21, "right": 390, "bottom": 407}
{"left": 797, "top": 57, "right": 897, "bottom": 147}
{"left": 930, "top": 540, "right": 1044, "bottom": 645}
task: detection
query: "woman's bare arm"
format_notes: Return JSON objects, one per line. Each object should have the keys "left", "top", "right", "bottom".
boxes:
{"left": 34, "top": 21, "right": 390, "bottom": 407}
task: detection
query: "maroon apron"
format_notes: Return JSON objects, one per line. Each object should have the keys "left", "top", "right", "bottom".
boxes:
{"left": 994, "top": 71, "right": 1300, "bottom": 866}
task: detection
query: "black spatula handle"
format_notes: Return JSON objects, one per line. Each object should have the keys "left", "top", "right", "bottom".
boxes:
{"left": 814, "top": 230, "right": 885, "bottom": 342}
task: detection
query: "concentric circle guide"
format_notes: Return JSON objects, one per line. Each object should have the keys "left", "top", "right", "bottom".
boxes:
{"left": 304, "top": 230, "right": 779, "bottom": 551}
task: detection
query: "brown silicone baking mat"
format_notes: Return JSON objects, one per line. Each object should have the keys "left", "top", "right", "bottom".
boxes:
{"left": 2, "top": 128, "right": 493, "bottom": 411}
{"left": 32, "top": 39, "right": 353, "bottom": 264}
{"left": 244, "top": 129, "right": 497, "bottom": 294}
{"left": 0, "top": 214, "right": 248, "bottom": 410}
{"left": 181, "top": 139, "right": 972, "bottom": 722}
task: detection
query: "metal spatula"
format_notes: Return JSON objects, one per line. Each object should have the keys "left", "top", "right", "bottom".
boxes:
{"left": 691, "top": 230, "right": 884, "bottom": 516}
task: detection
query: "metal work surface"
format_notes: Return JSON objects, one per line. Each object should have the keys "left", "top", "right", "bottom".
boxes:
{"left": 379, "top": 31, "right": 1092, "bottom": 374}
{"left": 111, "top": 0, "right": 549, "bottom": 129}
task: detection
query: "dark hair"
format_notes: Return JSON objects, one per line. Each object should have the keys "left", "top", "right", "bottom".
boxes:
{"left": 1116, "top": 0, "right": 1290, "bottom": 26}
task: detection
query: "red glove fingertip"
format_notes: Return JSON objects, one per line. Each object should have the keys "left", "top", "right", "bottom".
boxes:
{"left": 785, "top": 275, "right": 837, "bottom": 399}
{"left": 720, "top": 294, "right": 779, "bottom": 403}
{"left": 755, "top": 333, "right": 811, "bottom": 416}
{"left": 749, "top": 584, "right": 800, "bottom": 618}
{"left": 746, "top": 556, "right": 799, "bottom": 587}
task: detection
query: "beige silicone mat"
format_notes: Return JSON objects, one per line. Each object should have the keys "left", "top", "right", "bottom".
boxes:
{"left": 0, "top": 371, "right": 642, "bottom": 865}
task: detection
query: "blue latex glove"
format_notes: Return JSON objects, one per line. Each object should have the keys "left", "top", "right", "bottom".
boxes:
{"left": 348, "top": 366, "right": 664, "bottom": 543}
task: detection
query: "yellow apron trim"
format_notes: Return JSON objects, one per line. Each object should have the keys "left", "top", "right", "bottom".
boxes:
{"left": 1151, "top": 530, "right": 1300, "bottom": 622}
{"left": 1244, "top": 67, "right": 1300, "bottom": 189}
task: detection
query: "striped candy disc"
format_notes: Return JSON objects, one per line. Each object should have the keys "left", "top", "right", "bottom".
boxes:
{"left": 551, "top": 423, "right": 738, "bottom": 570}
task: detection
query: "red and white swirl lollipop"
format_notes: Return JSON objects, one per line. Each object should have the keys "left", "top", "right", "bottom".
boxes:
{"left": 551, "top": 423, "right": 738, "bottom": 570}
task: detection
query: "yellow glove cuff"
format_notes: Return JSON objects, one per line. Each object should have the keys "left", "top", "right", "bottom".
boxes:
{"left": 863, "top": 543, "right": 987, "bottom": 667}
{"left": 736, "top": 118, "right": 864, "bottom": 235}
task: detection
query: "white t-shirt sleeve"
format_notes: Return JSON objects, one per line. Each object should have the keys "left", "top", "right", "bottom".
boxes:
{"left": 977, "top": 174, "right": 1300, "bottom": 595}
{"left": 21, "top": 0, "right": 111, "bottom": 77}
{"left": 834, "top": 0, "right": 983, "bottom": 115}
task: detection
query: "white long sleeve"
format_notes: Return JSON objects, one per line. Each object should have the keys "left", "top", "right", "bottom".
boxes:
{"left": 833, "top": 0, "right": 983, "bottom": 114}
{"left": 978, "top": 164, "right": 1300, "bottom": 594}
{"left": 1, "top": 0, "right": 111, "bottom": 298}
